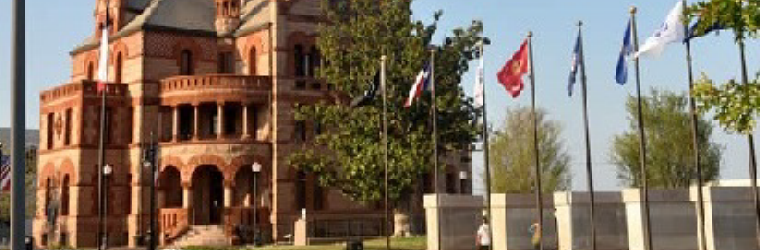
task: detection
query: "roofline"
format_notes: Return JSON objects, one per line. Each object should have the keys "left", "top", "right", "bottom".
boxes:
{"left": 70, "top": 25, "right": 218, "bottom": 56}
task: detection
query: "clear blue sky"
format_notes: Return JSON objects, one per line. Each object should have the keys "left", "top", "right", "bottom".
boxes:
{"left": 1, "top": 0, "right": 758, "bottom": 192}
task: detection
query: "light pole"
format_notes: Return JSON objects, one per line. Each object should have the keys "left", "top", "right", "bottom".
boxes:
{"left": 252, "top": 162, "right": 262, "bottom": 246}
{"left": 144, "top": 157, "right": 156, "bottom": 250}
{"left": 102, "top": 164, "right": 113, "bottom": 250}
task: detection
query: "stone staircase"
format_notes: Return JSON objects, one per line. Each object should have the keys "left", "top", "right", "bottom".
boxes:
{"left": 168, "top": 225, "right": 230, "bottom": 247}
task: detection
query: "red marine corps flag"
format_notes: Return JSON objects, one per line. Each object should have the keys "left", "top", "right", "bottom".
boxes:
{"left": 496, "top": 39, "right": 529, "bottom": 98}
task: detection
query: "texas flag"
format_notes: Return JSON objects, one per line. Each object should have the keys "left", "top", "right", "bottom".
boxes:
{"left": 404, "top": 63, "right": 432, "bottom": 108}
{"left": 96, "top": 14, "right": 111, "bottom": 92}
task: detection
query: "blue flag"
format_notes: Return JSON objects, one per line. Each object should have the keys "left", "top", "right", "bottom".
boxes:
{"left": 684, "top": 20, "right": 724, "bottom": 43}
{"left": 568, "top": 32, "right": 581, "bottom": 96}
{"left": 616, "top": 19, "right": 633, "bottom": 85}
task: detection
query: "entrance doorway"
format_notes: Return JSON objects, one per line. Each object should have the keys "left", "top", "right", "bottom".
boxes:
{"left": 192, "top": 165, "right": 225, "bottom": 225}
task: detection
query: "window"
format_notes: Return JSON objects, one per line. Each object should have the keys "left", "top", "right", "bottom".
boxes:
{"left": 294, "top": 45, "right": 304, "bottom": 77}
{"left": 314, "top": 182, "right": 324, "bottom": 211}
{"left": 64, "top": 109, "right": 72, "bottom": 146}
{"left": 180, "top": 50, "right": 194, "bottom": 75}
{"left": 47, "top": 113, "right": 54, "bottom": 150}
{"left": 248, "top": 48, "right": 257, "bottom": 75}
{"left": 127, "top": 107, "right": 134, "bottom": 143}
{"left": 296, "top": 171, "right": 306, "bottom": 210}
{"left": 115, "top": 53, "right": 123, "bottom": 83}
{"left": 218, "top": 51, "right": 234, "bottom": 74}
{"left": 44, "top": 179, "right": 51, "bottom": 215}
{"left": 446, "top": 172, "right": 456, "bottom": 194}
{"left": 294, "top": 120, "right": 306, "bottom": 142}
{"left": 61, "top": 175, "right": 70, "bottom": 216}
{"left": 309, "top": 46, "right": 320, "bottom": 77}
{"left": 103, "top": 107, "right": 112, "bottom": 144}
{"left": 87, "top": 62, "right": 95, "bottom": 81}
{"left": 224, "top": 106, "right": 237, "bottom": 135}
{"left": 314, "top": 121, "right": 322, "bottom": 136}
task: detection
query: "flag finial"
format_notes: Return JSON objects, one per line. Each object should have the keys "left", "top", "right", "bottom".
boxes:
{"left": 381, "top": 55, "right": 387, "bottom": 61}
{"left": 630, "top": 6, "right": 637, "bottom": 14}
{"left": 528, "top": 31, "right": 533, "bottom": 38}
{"left": 577, "top": 21, "right": 583, "bottom": 27}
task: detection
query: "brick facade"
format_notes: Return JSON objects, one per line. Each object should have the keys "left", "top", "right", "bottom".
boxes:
{"left": 35, "top": 0, "right": 472, "bottom": 248}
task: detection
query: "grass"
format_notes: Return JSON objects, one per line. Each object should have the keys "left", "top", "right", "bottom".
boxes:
{"left": 180, "top": 237, "right": 426, "bottom": 250}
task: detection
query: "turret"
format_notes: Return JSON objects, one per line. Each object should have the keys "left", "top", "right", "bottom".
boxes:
{"left": 215, "top": 0, "right": 241, "bottom": 35}
{"left": 94, "top": 0, "right": 125, "bottom": 37}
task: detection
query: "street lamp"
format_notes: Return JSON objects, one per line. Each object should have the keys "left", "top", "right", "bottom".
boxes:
{"left": 102, "top": 164, "right": 113, "bottom": 250}
{"left": 459, "top": 171, "right": 468, "bottom": 194}
{"left": 251, "top": 162, "right": 262, "bottom": 246}
{"left": 143, "top": 159, "right": 156, "bottom": 250}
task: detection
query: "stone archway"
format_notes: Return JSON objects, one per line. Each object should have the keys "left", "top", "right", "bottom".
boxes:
{"left": 191, "top": 165, "right": 224, "bottom": 225}
{"left": 158, "top": 166, "right": 182, "bottom": 209}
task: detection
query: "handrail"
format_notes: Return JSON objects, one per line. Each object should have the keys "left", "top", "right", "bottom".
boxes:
{"left": 160, "top": 74, "right": 272, "bottom": 93}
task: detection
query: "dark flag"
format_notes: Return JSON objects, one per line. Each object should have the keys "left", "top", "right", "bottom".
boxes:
{"left": 568, "top": 33, "right": 581, "bottom": 96}
{"left": 350, "top": 71, "right": 381, "bottom": 107}
{"left": 684, "top": 20, "right": 724, "bottom": 43}
{"left": 615, "top": 19, "right": 633, "bottom": 85}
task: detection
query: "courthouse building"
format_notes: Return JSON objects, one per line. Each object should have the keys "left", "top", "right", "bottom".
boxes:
{"left": 34, "top": 0, "right": 472, "bottom": 248}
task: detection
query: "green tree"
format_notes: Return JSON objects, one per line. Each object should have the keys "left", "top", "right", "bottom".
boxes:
{"left": 288, "top": 0, "right": 481, "bottom": 209}
{"left": 687, "top": 0, "right": 760, "bottom": 134}
{"left": 489, "top": 107, "right": 570, "bottom": 193}
{"left": 611, "top": 89, "right": 722, "bottom": 188}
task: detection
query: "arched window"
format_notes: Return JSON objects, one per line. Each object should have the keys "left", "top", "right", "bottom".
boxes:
{"left": 248, "top": 47, "right": 257, "bottom": 75}
{"left": 87, "top": 62, "right": 95, "bottom": 81}
{"left": 115, "top": 53, "right": 123, "bottom": 83}
{"left": 44, "top": 179, "right": 51, "bottom": 216}
{"left": 61, "top": 175, "right": 70, "bottom": 216}
{"left": 180, "top": 50, "right": 194, "bottom": 75}
{"left": 294, "top": 45, "right": 304, "bottom": 77}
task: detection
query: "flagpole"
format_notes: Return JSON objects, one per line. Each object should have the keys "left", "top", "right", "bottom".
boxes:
{"left": 10, "top": 0, "right": 26, "bottom": 249}
{"left": 431, "top": 48, "right": 442, "bottom": 250}
{"left": 381, "top": 55, "right": 390, "bottom": 250}
{"left": 630, "top": 7, "right": 653, "bottom": 250}
{"left": 576, "top": 21, "right": 597, "bottom": 250}
{"left": 97, "top": 2, "right": 111, "bottom": 250}
{"left": 737, "top": 38, "right": 760, "bottom": 245}
{"left": 527, "top": 31, "right": 544, "bottom": 250}
{"left": 681, "top": 2, "right": 707, "bottom": 250}
{"left": 479, "top": 38, "right": 494, "bottom": 250}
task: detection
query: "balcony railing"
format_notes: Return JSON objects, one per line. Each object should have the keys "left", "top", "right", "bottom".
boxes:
{"left": 159, "top": 208, "right": 189, "bottom": 245}
{"left": 160, "top": 74, "right": 272, "bottom": 93}
{"left": 40, "top": 80, "right": 128, "bottom": 103}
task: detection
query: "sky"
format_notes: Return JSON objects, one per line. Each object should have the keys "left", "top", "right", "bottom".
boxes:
{"left": 1, "top": 0, "right": 759, "bottom": 193}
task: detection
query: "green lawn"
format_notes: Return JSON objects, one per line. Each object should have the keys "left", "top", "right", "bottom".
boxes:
{"left": 182, "top": 237, "right": 426, "bottom": 250}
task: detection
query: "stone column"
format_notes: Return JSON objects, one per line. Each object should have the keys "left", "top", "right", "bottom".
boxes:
{"left": 172, "top": 106, "right": 179, "bottom": 142}
{"left": 217, "top": 103, "right": 225, "bottom": 139}
{"left": 193, "top": 105, "right": 200, "bottom": 140}
{"left": 183, "top": 183, "right": 193, "bottom": 208}
{"left": 224, "top": 184, "right": 233, "bottom": 207}
{"left": 242, "top": 104, "right": 250, "bottom": 139}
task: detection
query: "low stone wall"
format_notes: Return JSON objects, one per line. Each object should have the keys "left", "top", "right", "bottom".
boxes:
{"left": 490, "top": 194, "right": 557, "bottom": 250}
{"left": 554, "top": 191, "right": 628, "bottom": 250}
{"left": 623, "top": 189, "right": 698, "bottom": 250}
{"left": 424, "top": 194, "right": 484, "bottom": 250}
{"left": 696, "top": 186, "right": 759, "bottom": 250}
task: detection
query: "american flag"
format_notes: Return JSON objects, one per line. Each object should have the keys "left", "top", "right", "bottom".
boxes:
{"left": 0, "top": 155, "right": 10, "bottom": 191}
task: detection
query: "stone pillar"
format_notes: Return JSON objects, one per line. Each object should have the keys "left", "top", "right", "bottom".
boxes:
{"left": 217, "top": 103, "right": 225, "bottom": 139}
{"left": 242, "top": 104, "right": 250, "bottom": 139}
{"left": 424, "top": 194, "right": 484, "bottom": 250}
{"left": 224, "top": 183, "right": 233, "bottom": 207}
{"left": 183, "top": 183, "right": 193, "bottom": 208}
{"left": 172, "top": 106, "right": 179, "bottom": 142}
{"left": 193, "top": 105, "right": 200, "bottom": 140}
